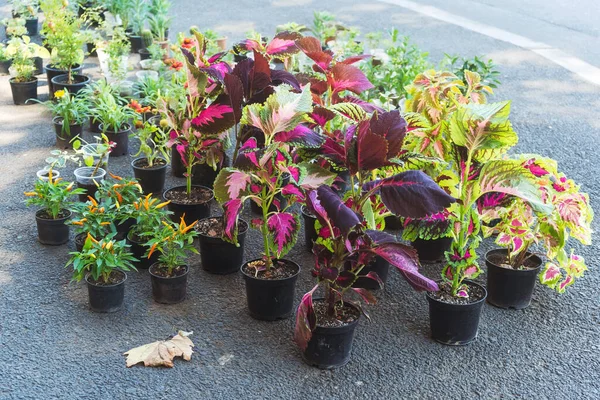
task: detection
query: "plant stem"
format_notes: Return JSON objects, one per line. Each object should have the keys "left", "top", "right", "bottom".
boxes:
{"left": 325, "top": 283, "right": 336, "bottom": 317}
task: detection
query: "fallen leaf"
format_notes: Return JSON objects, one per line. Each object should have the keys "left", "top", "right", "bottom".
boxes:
{"left": 124, "top": 331, "right": 194, "bottom": 368}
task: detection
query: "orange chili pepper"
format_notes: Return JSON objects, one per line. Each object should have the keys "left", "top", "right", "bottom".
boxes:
{"left": 147, "top": 243, "right": 158, "bottom": 258}
{"left": 88, "top": 196, "right": 98, "bottom": 206}
{"left": 109, "top": 172, "right": 123, "bottom": 181}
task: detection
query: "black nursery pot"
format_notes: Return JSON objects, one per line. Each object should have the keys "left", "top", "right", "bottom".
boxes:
{"left": 241, "top": 259, "right": 300, "bottom": 321}
{"left": 51, "top": 74, "right": 91, "bottom": 96}
{"left": 149, "top": 263, "right": 189, "bottom": 304}
{"left": 9, "top": 78, "right": 38, "bottom": 105}
{"left": 25, "top": 17, "right": 38, "bottom": 36}
{"left": 53, "top": 116, "right": 83, "bottom": 149}
{"left": 485, "top": 249, "right": 542, "bottom": 309}
{"left": 412, "top": 237, "right": 452, "bottom": 263}
{"left": 191, "top": 160, "right": 223, "bottom": 189}
{"left": 197, "top": 218, "right": 248, "bottom": 275}
{"left": 171, "top": 146, "right": 185, "bottom": 177}
{"left": 33, "top": 57, "right": 43, "bottom": 75}
{"left": 426, "top": 281, "right": 487, "bottom": 345}
{"left": 45, "top": 64, "right": 83, "bottom": 99}
{"left": 353, "top": 256, "right": 389, "bottom": 290}
{"left": 89, "top": 117, "right": 102, "bottom": 133}
{"left": 129, "top": 35, "right": 142, "bottom": 53}
{"left": 35, "top": 209, "right": 71, "bottom": 245}
{"left": 75, "top": 232, "right": 86, "bottom": 252}
{"left": 86, "top": 271, "right": 126, "bottom": 313}
{"left": 0, "top": 59, "right": 12, "bottom": 75}
{"left": 86, "top": 43, "right": 97, "bottom": 57}
{"left": 131, "top": 157, "right": 168, "bottom": 195}
{"left": 139, "top": 48, "right": 151, "bottom": 60}
{"left": 100, "top": 123, "right": 131, "bottom": 157}
{"left": 163, "top": 185, "right": 214, "bottom": 226}
{"left": 302, "top": 301, "right": 361, "bottom": 369}
{"left": 301, "top": 206, "right": 317, "bottom": 252}
{"left": 127, "top": 232, "right": 159, "bottom": 269}
{"left": 115, "top": 218, "right": 135, "bottom": 240}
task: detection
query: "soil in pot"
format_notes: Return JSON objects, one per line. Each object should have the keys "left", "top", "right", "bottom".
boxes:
{"left": 9, "top": 78, "right": 38, "bottom": 105}
{"left": 100, "top": 123, "right": 131, "bottom": 156}
{"left": 241, "top": 258, "right": 300, "bottom": 321}
{"left": 163, "top": 185, "right": 213, "bottom": 226}
{"left": 127, "top": 232, "right": 159, "bottom": 269}
{"left": 302, "top": 206, "right": 317, "bottom": 252}
{"left": 485, "top": 249, "right": 542, "bottom": 310}
{"left": 51, "top": 74, "right": 91, "bottom": 96}
{"left": 412, "top": 237, "right": 452, "bottom": 263}
{"left": 302, "top": 300, "right": 361, "bottom": 369}
{"left": 53, "top": 117, "right": 83, "bottom": 149}
{"left": 35, "top": 209, "right": 71, "bottom": 245}
{"left": 86, "top": 270, "right": 126, "bottom": 313}
{"left": 131, "top": 157, "right": 168, "bottom": 195}
{"left": 426, "top": 280, "right": 487, "bottom": 345}
{"left": 149, "top": 263, "right": 189, "bottom": 304}
{"left": 196, "top": 217, "right": 248, "bottom": 275}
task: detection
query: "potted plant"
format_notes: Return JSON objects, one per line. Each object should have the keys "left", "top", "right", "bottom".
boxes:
{"left": 0, "top": 43, "right": 12, "bottom": 75}
{"left": 97, "top": 26, "right": 131, "bottom": 82}
{"left": 144, "top": 216, "right": 198, "bottom": 304}
{"left": 69, "top": 196, "right": 116, "bottom": 251}
{"left": 80, "top": 78, "right": 120, "bottom": 133}
{"left": 34, "top": 89, "right": 89, "bottom": 148}
{"left": 126, "top": 194, "right": 171, "bottom": 269}
{"left": 95, "top": 90, "right": 136, "bottom": 156}
{"left": 72, "top": 135, "right": 113, "bottom": 201}
{"left": 5, "top": 35, "right": 49, "bottom": 105}
{"left": 294, "top": 186, "right": 443, "bottom": 368}
{"left": 481, "top": 156, "right": 593, "bottom": 309}
{"left": 148, "top": 0, "right": 171, "bottom": 49}
{"left": 195, "top": 216, "right": 249, "bottom": 275}
{"left": 9, "top": 0, "right": 39, "bottom": 36}
{"left": 139, "top": 29, "right": 153, "bottom": 60}
{"left": 66, "top": 233, "right": 137, "bottom": 312}
{"left": 213, "top": 84, "right": 334, "bottom": 320}
{"left": 94, "top": 174, "right": 143, "bottom": 239}
{"left": 2, "top": 17, "right": 27, "bottom": 38}
{"left": 24, "top": 169, "right": 84, "bottom": 245}
{"left": 127, "top": 0, "right": 147, "bottom": 53}
{"left": 131, "top": 120, "right": 170, "bottom": 194}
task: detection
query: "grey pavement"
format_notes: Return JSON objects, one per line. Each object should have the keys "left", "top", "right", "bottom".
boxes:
{"left": 1, "top": 1, "right": 600, "bottom": 399}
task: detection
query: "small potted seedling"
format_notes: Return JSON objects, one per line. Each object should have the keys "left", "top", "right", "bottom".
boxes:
{"left": 130, "top": 119, "right": 170, "bottom": 195}
{"left": 72, "top": 135, "right": 114, "bottom": 201}
{"left": 145, "top": 216, "right": 198, "bottom": 304}
{"left": 69, "top": 196, "right": 117, "bottom": 251}
{"left": 5, "top": 35, "right": 49, "bottom": 104}
{"left": 95, "top": 91, "right": 136, "bottom": 156}
{"left": 66, "top": 233, "right": 137, "bottom": 312}
{"left": 127, "top": 194, "right": 171, "bottom": 269}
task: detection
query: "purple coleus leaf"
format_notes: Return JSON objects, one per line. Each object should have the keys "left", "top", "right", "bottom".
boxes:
{"left": 294, "top": 285, "right": 318, "bottom": 351}
{"left": 369, "top": 110, "right": 407, "bottom": 159}
{"left": 363, "top": 170, "right": 456, "bottom": 218}
{"left": 222, "top": 199, "right": 243, "bottom": 244}
{"left": 270, "top": 69, "right": 301, "bottom": 91}
{"left": 356, "top": 120, "right": 388, "bottom": 172}
{"left": 274, "top": 124, "right": 325, "bottom": 148}
{"left": 224, "top": 73, "right": 244, "bottom": 124}
{"left": 266, "top": 31, "right": 302, "bottom": 56}
{"left": 306, "top": 190, "right": 329, "bottom": 225}
{"left": 317, "top": 185, "right": 360, "bottom": 235}
{"left": 267, "top": 212, "right": 299, "bottom": 257}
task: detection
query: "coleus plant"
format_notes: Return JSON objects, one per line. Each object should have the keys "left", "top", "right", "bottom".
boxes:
{"left": 294, "top": 184, "right": 450, "bottom": 350}
{"left": 213, "top": 84, "right": 334, "bottom": 272}
{"left": 480, "top": 155, "right": 593, "bottom": 293}
{"left": 234, "top": 31, "right": 302, "bottom": 66}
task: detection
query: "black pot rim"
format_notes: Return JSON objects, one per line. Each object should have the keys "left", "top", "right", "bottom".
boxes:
{"left": 45, "top": 63, "right": 82, "bottom": 72}
{"left": 485, "top": 248, "right": 543, "bottom": 271}
{"left": 52, "top": 115, "right": 85, "bottom": 126}
{"left": 241, "top": 258, "right": 301, "bottom": 282}
{"left": 425, "top": 280, "right": 488, "bottom": 306}
{"left": 9, "top": 77, "right": 37, "bottom": 85}
{"left": 85, "top": 270, "right": 127, "bottom": 287}
{"left": 163, "top": 185, "right": 215, "bottom": 206}
{"left": 50, "top": 74, "right": 91, "bottom": 85}
{"left": 196, "top": 216, "right": 249, "bottom": 238}
{"left": 300, "top": 205, "right": 316, "bottom": 218}
{"left": 311, "top": 298, "right": 361, "bottom": 332}
{"left": 131, "top": 156, "right": 168, "bottom": 171}
{"left": 35, "top": 208, "right": 71, "bottom": 221}
{"left": 148, "top": 263, "right": 189, "bottom": 279}
{"left": 99, "top": 122, "right": 132, "bottom": 135}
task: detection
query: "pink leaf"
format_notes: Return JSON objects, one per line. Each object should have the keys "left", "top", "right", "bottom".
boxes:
{"left": 191, "top": 103, "right": 233, "bottom": 132}
{"left": 223, "top": 199, "right": 243, "bottom": 243}
{"left": 225, "top": 170, "right": 251, "bottom": 199}
{"left": 267, "top": 212, "right": 299, "bottom": 255}
{"left": 294, "top": 285, "right": 318, "bottom": 351}
{"left": 281, "top": 184, "right": 305, "bottom": 201}
{"left": 328, "top": 63, "right": 374, "bottom": 94}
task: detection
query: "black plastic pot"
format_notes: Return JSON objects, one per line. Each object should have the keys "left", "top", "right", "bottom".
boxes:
{"left": 86, "top": 42, "right": 97, "bottom": 57}
{"left": 51, "top": 74, "right": 91, "bottom": 96}
{"left": 127, "top": 232, "right": 159, "bottom": 269}
{"left": 86, "top": 271, "right": 126, "bottom": 313}
{"left": 100, "top": 123, "right": 130, "bottom": 157}
{"left": 302, "top": 300, "right": 361, "bottom": 369}
{"left": 485, "top": 249, "right": 542, "bottom": 309}
{"left": 89, "top": 117, "right": 102, "bottom": 133}
{"left": 191, "top": 161, "right": 222, "bottom": 188}
{"left": 412, "top": 237, "right": 452, "bottom": 263}
{"left": 0, "top": 59, "right": 12, "bottom": 75}
{"left": 163, "top": 185, "right": 214, "bottom": 226}
{"left": 139, "top": 48, "right": 151, "bottom": 60}
{"left": 149, "top": 263, "right": 189, "bottom": 304}
{"left": 45, "top": 64, "right": 83, "bottom": 99}
{"left": 75, "top": 232, "right": 86, "bottom": 252}
{"left": 426, "top": 281, "right": 487, "bottom": 345}
{"left": 33, "top": 57, "right": 43, "bottom": 75}
{"left": 171, "top": 146, "right": 185, "bottom": 177}
{"left": 35, "top": 209, "right": 71, "bottom": 245}
{"left": 197, "top": 217, "right": 248, "bottom": 274}
{"left": 129, "top": 35, "right": 142, "bottom": 53}
{"left": 116, "top": 218, "right": 136, "bottom": 241}
{"left": 25, "top": 17, "right": 38, "bottom": 36}
{"left": 353, "top": 256, "right": 389, "bottom": 290}
{"left": 241, "top": 259, "right": 300, "bottom": 321}
{"left": 302, "top": 206, "right": 317, "bottom": 252}
{"left": 53, "top": 116, "right": 83, "bottom": 149}
{"left": 9, "top": 78, "right": 38, "bottom": 105}
{"left": 74, "top": 167, "right": 106, "bottom": 202}
{"left": 131, "top": 157, "right": 168, "bottom": 195}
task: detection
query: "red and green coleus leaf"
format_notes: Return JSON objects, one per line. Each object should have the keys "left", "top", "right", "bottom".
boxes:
{"left": 328, "top": 63, "right": 374, "bottom": 95}
{"left": 222, "top": 199, "right": 243, "bottom": 245}
{"left": 294, "top": 285, "right": 318, "bottom": 351}
{"left": 190, "top": 101, "right": 235, "bottom": 134}
{"left": 266, "top": 212, "right": 300, "bottom": 258}
{"left": 273, "top": 124, "right": 325, "bottom": 148}
{"left": 241, "top": 84, "right": 313, "bottom": 142}
{"left": 223, "top": 73, "right": 244, "bottom": 124}
{"left": 362, "top": 170, "right": 456, "bottom": 218}
{"left": 265, "top": 31, "right": 302, "bottom": 58}
{"left": 352, "top": 287, "right": 378, "bottom": 304}
{"left": 296, "top": 162, "right": 336, "bottom": 190}
{"left": 213, "top": 167, "right": 252, "bottom": 204}
{"left": 296, "top": 36, "right": 333, "bottom": 72}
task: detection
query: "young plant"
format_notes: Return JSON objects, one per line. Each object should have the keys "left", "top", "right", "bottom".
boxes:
{"left": 95, "top": 90, "right": 136, "bottom": 132}
{"left": 72, "top": 133, "right": 114, "bottom": 172}
{"left": 95, "top": 173, "right": 143, "bottom": 225}
{"left": 2, "top": 17, "right": 27, "bottom": 37}
{"left": 69, "top": 196, "right": 117, "bottom": 238}
{"left": 66, "top": 233, "right": 137, "bottom": 283}
{"left": 24, "top": 170, "right": 84, "bottom": 219}
{"left": 128, "top": 0, "right": 147, "bottom": 36}
{"left": 131, "top": 121, "right": 170, "bottom": 167}
{"left": 294, "top": 185, "right": 443, "bottom": 350}
{"left": 129, "top": 194, "right": 171, "bottom": 240}
{"left": 9, "top": 0, "right": 38, "bottom": 19}
{"left": 38, "top": 89, "right": 90, "bottom": 138}
{"left": 443, "top": 54, "right": 501, "bottom": 91}
{"left": 145, "top": 216, "right": 198, "bottom": 275}
{"left": 481, "top": 156, "right": 593, "bottom": 293}
{"left": 5, "top": 35, "right": 49, "bottom": 82}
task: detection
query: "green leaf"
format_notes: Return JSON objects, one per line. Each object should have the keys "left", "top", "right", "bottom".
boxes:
{"left": 362, "top": 198, "right": 376, "bottom": 230}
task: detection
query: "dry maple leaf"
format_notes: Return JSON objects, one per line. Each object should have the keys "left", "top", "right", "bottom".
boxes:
{"left": 124, "top": 331, "right": 194, "bottom": 368}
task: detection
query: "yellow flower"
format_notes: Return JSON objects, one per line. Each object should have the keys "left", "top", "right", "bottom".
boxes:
{"left": 54, "top": 90, "right": 66, "bottom": 99}
{"left": 159, "top": 119, "right": 169, "bottom": 128}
